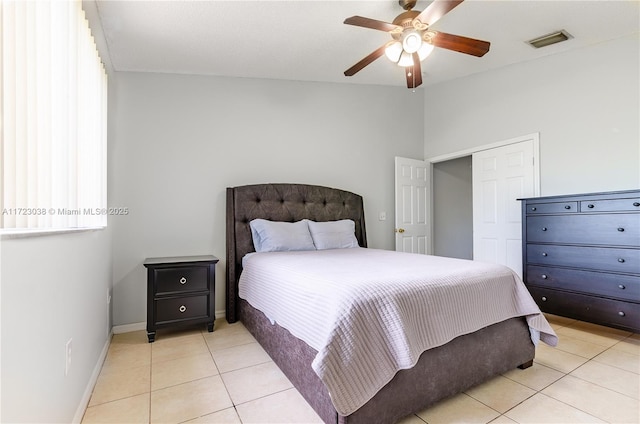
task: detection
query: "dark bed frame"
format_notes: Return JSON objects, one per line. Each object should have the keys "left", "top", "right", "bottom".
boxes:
{"left": 226, "top": 183, "right": 534, "bottom": 424}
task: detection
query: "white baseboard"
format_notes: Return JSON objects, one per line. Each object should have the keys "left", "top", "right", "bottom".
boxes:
{"left": 72, "top": 330, "right": 112, "bottom": 423}
{"left": 112, "top": 321, "right": 146, "bottom": 334}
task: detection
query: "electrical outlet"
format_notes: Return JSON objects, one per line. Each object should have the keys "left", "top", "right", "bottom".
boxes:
{"left": 65, "top": 338, "right": 72, "bottom": 376}
{"left": 379, "top": 211, "right": 386, "bottom": 221}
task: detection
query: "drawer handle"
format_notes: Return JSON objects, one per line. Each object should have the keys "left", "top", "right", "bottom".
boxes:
{"left": 541, "top": 227, "right": 547, "bottom": 231}
{"left": 180, "top": 277, "right": 187, "bottom": 284}
{"left": 618, "top": 311, "right": 625, "bottom": 317}
{"left": 634, "top": 202, "right": 640, "bottom": 207}
{"left": 179, "top": 305, "right": 187, "bottom": 313}
{"left": 541, "top": 274, "right": 548, "bottom": 279}
{"left": 531, "top": 207, "right": 537, "bottom": 211}
{"left": 618, "top": 258, "right": 625, "bottom": 263}
{"left": 541, "top": 296, "right": 547, "bottom": 302}
{"left": 618, "top": 284, "right": 626, "bottom": 290}
{"left": 542, "top": 252, "right": 548, "bottom": 257}
{"left": 564, "top": 205, "right": 571, "bottom": 209}
{"left": 587, "top": 204, "right": 595, "bottom": 208}
{"left": 617, "top": 227, "right": 625, "bottom": 232}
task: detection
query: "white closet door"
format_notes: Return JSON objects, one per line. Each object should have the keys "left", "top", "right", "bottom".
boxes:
{"left": 472, "top": 139, "right": 536, "bottom": 278}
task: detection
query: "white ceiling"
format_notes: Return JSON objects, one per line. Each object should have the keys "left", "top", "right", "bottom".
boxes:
{"left": 93, "top": 0, "right": 639, "bottom": 88}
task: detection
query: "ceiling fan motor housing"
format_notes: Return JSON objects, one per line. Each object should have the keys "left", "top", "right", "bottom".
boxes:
{"left": 392, "top": 10, "right": 421, "bottom": 27}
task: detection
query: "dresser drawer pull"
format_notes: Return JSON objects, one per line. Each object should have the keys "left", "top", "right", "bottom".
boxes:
{"left": 634, "top": 202, "right": 640, "bottom": 207}
{"left": 618, "top": 284, "right": 626, "bottom": 290}
{"left": 531, "top": 207, "right": 537, "bottom": 211}
{"left": 541, "top": 227, "right": 547, "bottom": 231}
{"left": 541, "top": 274, "right": 548, "bottom": 279}
{"left": 541, "top": 296, "right": 547, "bottom": 302}
{"left": 179, "top": 305, "right": 187, "bottom": 313}
{"left": 587, "top": 204, "right": 595, "bottom": 208}
{"left": 179, "top": 277, "right": 187, "bottom": 284}
{"left": 617, "top": 227, "right": 625, "bottom": 232}
{"left": 564, "top": 205, "right": 571, "bottom": 209}
{"left": 542, "top": 252, "right": 548, "bottom": 257}
{"left": 618, "top": 311, "right": 626, "bottom": 317}
{"left": 618, "top": 258, "right": 625, "bottom": 263}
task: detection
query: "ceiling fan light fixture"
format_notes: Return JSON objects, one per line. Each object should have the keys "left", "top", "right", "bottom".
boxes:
{"left": 417, "top": 42, "right": 434, "bottom": 60}
{"left": 402, "top": 31, "right": 423, "bottom": 53}
{"left": 385, "top": 40, "right": 403, "bottom": 62}
{"left": 398, "top": 51, "right": 414, "bottom": 67}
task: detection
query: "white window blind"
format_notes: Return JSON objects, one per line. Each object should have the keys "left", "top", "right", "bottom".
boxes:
{"left": 1, "top": 0, "right": 107, "bottom": 232}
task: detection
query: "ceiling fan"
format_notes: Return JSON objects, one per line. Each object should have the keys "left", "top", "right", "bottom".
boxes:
{"left": 343, "top": 0, "right": 490, "bottom": 89}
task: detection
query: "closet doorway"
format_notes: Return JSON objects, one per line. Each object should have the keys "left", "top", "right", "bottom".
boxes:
{"left": 433, "top": 156, "right": 473, "bottom": 259}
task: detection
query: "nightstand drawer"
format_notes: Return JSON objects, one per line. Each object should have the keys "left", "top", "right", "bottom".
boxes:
{"left": 155, "top": 295, "right": 209, "bottom": 324}
{"left": 526, "top": 265, "right": 640, "bottom": 301}
{"left": 526, "top": 214, "right": 640, "bottom": 246}
{"left": 155, "top": 266, "right": 208, "bottom": 294}
{"left": 527, "top": 244, "right": 640, "bottom": 273}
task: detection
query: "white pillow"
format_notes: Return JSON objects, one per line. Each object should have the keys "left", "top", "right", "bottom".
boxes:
{"left": 249, "top": 219, "right": 316, "bottom": 253}
{"left": 306, "top": 219, "right": 359, "bottom": 250}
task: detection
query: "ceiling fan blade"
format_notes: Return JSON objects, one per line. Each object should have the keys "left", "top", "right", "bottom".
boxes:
{"left": 344, "top": 16, "right": 401, "bottom": 33}
{"left": 430, "top": 31, "right": 490, "bottom": 57}
{"left": 344, "top": 45, "right": 387, "bottom": 77}
{"left": 415, "top": 0, "right": 464, "bottom": 27}
{"left": 405, "top": 53, "right": 423, "bottom": 89}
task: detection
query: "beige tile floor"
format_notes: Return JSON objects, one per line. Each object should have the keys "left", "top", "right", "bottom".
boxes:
{"left": 82, "top": 314, "right": 639, "bottom": 424}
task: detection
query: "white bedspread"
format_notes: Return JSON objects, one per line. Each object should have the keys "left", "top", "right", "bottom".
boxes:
{"left": 238, "top": 248, "right": 557, "bottom": 416}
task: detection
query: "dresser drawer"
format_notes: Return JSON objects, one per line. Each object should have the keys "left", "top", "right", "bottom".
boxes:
{"left": 527, "top": 244, "right": 640, "bottom": 273}
{"left": 527, "top": 286, "right": 640, "bottom": 332}
{"left": 154, "top": 266, "right": 209, "bottom": 295}
{"left": 580, "top": 197, "right": 640, "bottom": 213}
{"left": 526, "top": 265, "right": 640, "bottom": 302}
{"left": 526, "top": 201, "right": 578, "bottom": 215}
{"left": 526, "top": 214, "right": 640, "bottom": 246}
{"left": 155, "top": 294, "right": 210, "bottom": 324}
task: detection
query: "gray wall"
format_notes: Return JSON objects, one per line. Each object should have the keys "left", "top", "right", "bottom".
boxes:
{"left": 110, "top": 73, "right": 425, "bottom": 326}
{"left": 1, "top": 230, "right": 112, "bottom": 423}
{"left": 424, "top": 35, "right": 640, "bottom": 196}
{"left": 433, "top": 156, "right": 473, "bottom": 259}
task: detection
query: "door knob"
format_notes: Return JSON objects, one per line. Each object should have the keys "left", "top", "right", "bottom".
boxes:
{"left": 395, "top": 228, "right": 405, "bottom": 233}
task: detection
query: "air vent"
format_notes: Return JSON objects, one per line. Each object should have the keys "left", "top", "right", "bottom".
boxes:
{"left": 527, "top": 30, "right": 572, "bottom": 48}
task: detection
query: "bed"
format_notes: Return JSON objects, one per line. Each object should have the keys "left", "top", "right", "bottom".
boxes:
{"left": 226, "top": 183, "right": 557, "bottom": 424}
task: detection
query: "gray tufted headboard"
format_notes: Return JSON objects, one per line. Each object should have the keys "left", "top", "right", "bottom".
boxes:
{"left": 225, "top": 183, "right": 367, "bottom": 323}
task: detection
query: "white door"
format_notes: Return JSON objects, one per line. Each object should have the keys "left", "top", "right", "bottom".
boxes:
{"left": 395, "top": 157, "right": 430, "bottom": 254}
{"left": 472, "top": 139, "right": 537, "bottom": 278}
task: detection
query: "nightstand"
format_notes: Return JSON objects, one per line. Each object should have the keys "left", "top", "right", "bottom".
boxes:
{"left": 144, "top": 255, "right": 219, "bottom": 342}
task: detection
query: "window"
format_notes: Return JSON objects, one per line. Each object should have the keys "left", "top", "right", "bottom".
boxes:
{"left": 1, "top": 0, "right": 107, "bottom": 233}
